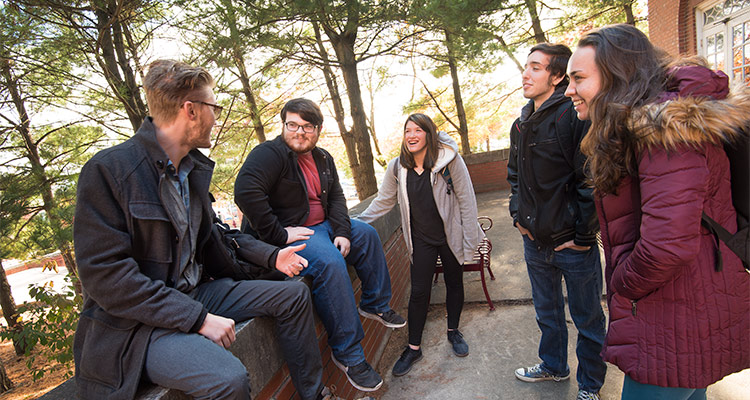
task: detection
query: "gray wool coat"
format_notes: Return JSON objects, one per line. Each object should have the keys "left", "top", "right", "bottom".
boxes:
{"left": 358, "top": 132, "right": 484, "bottom": 264}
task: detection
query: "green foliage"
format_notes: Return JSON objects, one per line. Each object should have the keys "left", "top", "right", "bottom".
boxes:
{"left": 0, "top": 274, "right": 81, "bottom": 380}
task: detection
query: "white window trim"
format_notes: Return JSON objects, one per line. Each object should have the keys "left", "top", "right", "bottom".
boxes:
{"left": 696, "top": 0, "right": 750, "bottom": 83}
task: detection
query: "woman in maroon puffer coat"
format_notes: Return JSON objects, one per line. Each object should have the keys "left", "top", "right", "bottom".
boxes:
{"left": 565, "top": 24, "right": 750, "bottom": 399}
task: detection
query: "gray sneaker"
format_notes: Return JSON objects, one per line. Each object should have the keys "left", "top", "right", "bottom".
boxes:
{"left": 514, "top": 363, "right": 570, "bottom": 382}
{"left": 577, "top": 389, "right": 601, "bottom": 400}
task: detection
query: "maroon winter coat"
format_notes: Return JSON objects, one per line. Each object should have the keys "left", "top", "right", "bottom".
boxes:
{"left": 597, "top": 66, "right": 750, "bottom": 388}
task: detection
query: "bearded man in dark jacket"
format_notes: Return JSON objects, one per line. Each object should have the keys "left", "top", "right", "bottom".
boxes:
{"left": 507, "top": 44, "right": 607, "bottom": 400}
{"left": 234, "top": 98, "right": 405, "bottom": 392}
{"left": 73, "top": 60, "right": 330, "bottom": 400}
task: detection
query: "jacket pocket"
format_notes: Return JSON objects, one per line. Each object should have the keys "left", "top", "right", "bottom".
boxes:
{"left": 76, "top": 307, "right": 141, "bottom": 390}
{"left": 129, "top": 202, "right": 173, "bottom": 264}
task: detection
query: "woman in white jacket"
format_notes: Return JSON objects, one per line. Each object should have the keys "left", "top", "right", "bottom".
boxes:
{"left": 358, "top": 113, "right": 483, "bottom": 376}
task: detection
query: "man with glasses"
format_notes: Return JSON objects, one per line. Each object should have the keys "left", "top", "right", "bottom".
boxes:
{"left": 73, "top": 61, "right": 336, "bottom": 400}
{"left": 234, "top": 98, "right": 405, "bottom": 392}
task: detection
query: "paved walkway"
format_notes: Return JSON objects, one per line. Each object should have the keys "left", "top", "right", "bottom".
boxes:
{"left": 373, "top": 189, "right": 749, "bottom": 400}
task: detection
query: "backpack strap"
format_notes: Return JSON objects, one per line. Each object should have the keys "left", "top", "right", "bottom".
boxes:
{"left": 440, "top": 165, "right": 454, "bottom": 195}
{"left": 700, "top": 212, "right": 730, "bottom": 271}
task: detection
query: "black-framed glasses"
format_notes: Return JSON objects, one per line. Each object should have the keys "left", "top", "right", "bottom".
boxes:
{"left": 284, "top": 121, "right": 317, "bottom": 134}
{"left": 189, "top": 100, "right": 223, "bottom": 118}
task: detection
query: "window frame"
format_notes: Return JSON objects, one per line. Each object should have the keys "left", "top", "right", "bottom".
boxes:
{"left": 696, "top": 0, "right": 750, "bottom": 84}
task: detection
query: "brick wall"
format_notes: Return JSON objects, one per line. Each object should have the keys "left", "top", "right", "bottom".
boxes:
{"left": 463, "top": 148, "right": 510, "bottom": 193}
{"left": 649, "top": 0, "right": 681, "bottom": 55}
{"left": 649, "top": 0, "right": 701, "bottom": 57}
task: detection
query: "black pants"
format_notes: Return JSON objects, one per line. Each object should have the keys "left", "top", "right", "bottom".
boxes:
{"left": 408, "top": 235, "right": 464, "bottom": 346}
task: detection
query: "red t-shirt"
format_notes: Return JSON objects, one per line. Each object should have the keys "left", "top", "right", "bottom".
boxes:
{"left": 297, "top": 152, "right": 325, "bottom": 226}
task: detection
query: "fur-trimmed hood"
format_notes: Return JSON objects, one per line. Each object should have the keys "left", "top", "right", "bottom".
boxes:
{"left": 630, "top": 66, "right": 750, "bottom": 151}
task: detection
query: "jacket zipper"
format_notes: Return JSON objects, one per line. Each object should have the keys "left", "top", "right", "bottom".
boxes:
{"left": 631, "top": 300, "right": 637, "bottom": 316}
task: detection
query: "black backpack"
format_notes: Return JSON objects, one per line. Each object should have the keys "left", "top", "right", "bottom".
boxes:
{"left": 701, "top": 130, "right": 750, "bottom": 272}
{"left": 209, "top": 216, "right": 287, "bottom": 281}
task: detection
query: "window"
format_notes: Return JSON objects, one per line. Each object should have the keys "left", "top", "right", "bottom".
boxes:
{"left": 698, "top": 0, "right": 750, "bottom": 84}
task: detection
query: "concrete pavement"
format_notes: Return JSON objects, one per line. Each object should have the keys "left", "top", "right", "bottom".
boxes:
{"left": 372, "top": 189, "right": 749, "bottom": 400}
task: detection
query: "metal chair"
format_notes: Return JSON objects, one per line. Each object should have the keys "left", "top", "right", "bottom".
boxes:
{"left": 433, "top": 216, "right": 496, "bottom": 311}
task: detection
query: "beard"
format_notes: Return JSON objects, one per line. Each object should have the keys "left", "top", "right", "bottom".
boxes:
{"left": 283, "top": 132, "right": 318, "bottom": 154}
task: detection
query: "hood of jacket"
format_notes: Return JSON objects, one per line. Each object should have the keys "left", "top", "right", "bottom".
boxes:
{"left": 631, "top": 65, "right": 750, "bottom": 151}
{"left": 434, "top": 131, "right": 459, "bottom": 172}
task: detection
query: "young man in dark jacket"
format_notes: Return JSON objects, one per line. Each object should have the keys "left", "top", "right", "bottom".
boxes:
{"left": 507, "top": 44, "right": 606, "bottom": 400}
{"left": 234, "top": 98, "right": 405, "bottom": 392}
{"left": 73, "top": 60, "right": 332, "bottom": 400}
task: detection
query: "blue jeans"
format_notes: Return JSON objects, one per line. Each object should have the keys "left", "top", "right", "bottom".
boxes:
{"left": 523, "top": 236, "right": 607, "bottom": 392}
{"left": 622, "top": 375, "right": 707, "bottom": 400}
{"left": 291, "top": 219, "right": 393, "bottom": 366}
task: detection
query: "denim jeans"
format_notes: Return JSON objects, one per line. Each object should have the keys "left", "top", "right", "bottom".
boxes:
{"left": 291, "top": 219, "right": 393, "bottom": 366}
{"left": 522, "top": 235, "right": 607, "bottom": 392}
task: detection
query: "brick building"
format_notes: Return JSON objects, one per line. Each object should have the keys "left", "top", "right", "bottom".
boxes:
{"left": 648, "top": 0, "right": 750, "bottom": 84}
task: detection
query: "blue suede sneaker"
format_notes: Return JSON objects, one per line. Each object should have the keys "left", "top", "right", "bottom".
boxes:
{"left": 447, "top": 329, "right": 469, "bottom": 357}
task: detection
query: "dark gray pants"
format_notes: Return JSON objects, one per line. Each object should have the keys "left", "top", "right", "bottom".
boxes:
{"left": 143, "top": 278, "right": 323, "bottom": 400}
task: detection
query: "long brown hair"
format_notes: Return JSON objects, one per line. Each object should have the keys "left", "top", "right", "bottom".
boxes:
{"left": 399, "top": 113, "right": 440, "bottom": 170}
{"left": 578, "top": 24, "right": 671, "bottom": 194}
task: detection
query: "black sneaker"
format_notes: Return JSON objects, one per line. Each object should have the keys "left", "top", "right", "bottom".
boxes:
{"left": 330, "top": 355, "right": 383, "bottom": 392}
{"left": 392, "top": 347, "right": 423, "bottom": 376}
{"left": 447, "top": 329, "right": 469, "bottom": 357}
{"left": 358, "top": 307, "right": 406, "bottom": 328}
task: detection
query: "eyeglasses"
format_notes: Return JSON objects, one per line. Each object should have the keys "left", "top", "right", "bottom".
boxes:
{"left": 285, "top": 121, "right": 317, "bottom": 134}
{"left": 189, "top": 100, "right": 223, "bottom": 118}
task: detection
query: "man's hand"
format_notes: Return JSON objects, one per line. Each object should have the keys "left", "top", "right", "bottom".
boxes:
{"left": 333, "top": 236, "right": 350, "bottom": 257}
{"left": 284, "top": 226, "right": 314, "bottom": 244}
{"left": 198, "top": 313, "right": 235, "bottom": 349}
{"left": 276, "top": 243, "right": 308, "bottom": 277}
{"left": 515, "top": 222, "right": 535, "bottom": 241}
{"left": 554, "top": 240, "right": 591, "bottom": 252}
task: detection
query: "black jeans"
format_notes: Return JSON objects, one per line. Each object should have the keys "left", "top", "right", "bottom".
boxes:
{"left": 408, "top": 235, "right": 464, "bottom": 346}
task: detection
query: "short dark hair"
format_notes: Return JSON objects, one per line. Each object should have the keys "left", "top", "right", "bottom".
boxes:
{"left": 280, "top": 98, "right": 324, "bottom": 127}
{"left": 399, "top": 113, "right": 440, "bottom": 170}
{"left": 529, "top": 43, "right": 572, "bottom": 87}
{"left": 143, "top": 59, "right": 214, "bottom": 125}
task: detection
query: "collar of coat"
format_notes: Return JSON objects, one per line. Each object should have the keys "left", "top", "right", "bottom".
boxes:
{"left": 630, "top": 79, "right": 750, "bottom": 152}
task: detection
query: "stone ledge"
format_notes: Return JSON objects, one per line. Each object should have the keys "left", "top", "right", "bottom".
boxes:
{"left": 40, "top": 198, "right": 401, "bottom": 400}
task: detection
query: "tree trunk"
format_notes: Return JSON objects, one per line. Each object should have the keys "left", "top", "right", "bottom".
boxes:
{"left": 525, "top": 0, "right": 547, "bottom": 44}
{"left": 365, "top": 67, "right": 383, "bottom": 160}
{"left": 0, "top": 360, "right": 12, "bottom": 393}
{"left": 225, "top": 0, "right": 266, "bottom": 143}
{"left": 493, "top": 34, "right": 525, "bottom": 74}
{"left": 321, "top": 20, "right": 378, "bottom": 199}
{"left": 444, "top": 29, "right": 471, "bottom": 155}
{"left": 623, "top": 1, "right": 635, "bottom": 25}
{"left": 93, "top": 0, "right": 147, "bottom": 131}
{"left": 312, "top": 22, "right": 360, "bottom": 175}
{"left": 234, "top": 58, "right": 266, "bottom": 143}
{"left": 1, "top": 57, "right": 80, "bottom": 295}
{"left": 0, "top": 259, "right": 25, "bottom": 356}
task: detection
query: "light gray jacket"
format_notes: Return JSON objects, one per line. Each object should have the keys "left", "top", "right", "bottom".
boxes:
{"left": 358, "top": 132, "right": 483, "bottom": 264}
